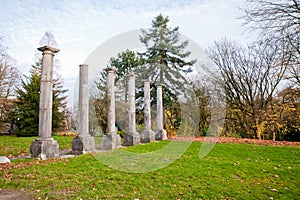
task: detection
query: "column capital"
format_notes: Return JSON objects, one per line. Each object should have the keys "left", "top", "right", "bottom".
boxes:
{"left": 79, "top": 64, "right": 88, "bottom": 68}
{"left": 143, "top": 79, "right": 151, "bottom": 83}
{"left": 156, "top": 83, "right": 165, "bottom": 87}
{"left": 37, "top": 46, "right": 60, "bottom": 54}
{"left": 127, "top": 73, "right": 135, "bottom": 78}
{"left": 105, "top": 67, "right": 116, "bottom": 73}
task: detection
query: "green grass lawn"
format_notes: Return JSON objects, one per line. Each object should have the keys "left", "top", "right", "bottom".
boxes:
{"left": 0, "top": 137, "right": 299, "bottom": 199}
{"left": 0, "top": 135, "right": 74, "bottom": 157}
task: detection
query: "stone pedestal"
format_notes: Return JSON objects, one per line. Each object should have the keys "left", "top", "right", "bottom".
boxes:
{"left": 72, "top": 136, "right": 95, "bottom": 155}
{"left": 155, "top": 129, "right": 167, "bottom": 141}
{"left": 155, "top": 84, "right": 167, "bottom": 140}
{"left": 101, "top": 68, "right": 121, "bottom": 150}
{"left": 72, "top": 64, "right": 95, "bottom": 154}
{"left": 101, "top": 133, "right": 122, "bottom": 150}
{"left": 140, "top": 129, "right": 155, "bottom": 143}
{"left": 140, "top": 79, "right": 155, "bottom": 143}
{"left": 30, "top": 46, "right": 59, "bottom": 159}
{"left": 124, "top": 132, "right": 140, "bottom": 146}
{"left": 30, "top": 138, "right": 59, "bottom": 160}
{"left": 124, "top": 73, "right": 140, "bottom": 146}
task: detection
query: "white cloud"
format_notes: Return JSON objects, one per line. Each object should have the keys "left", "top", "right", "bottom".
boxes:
{"left": 0, "top": 0, "right": 256, "bottom": 103}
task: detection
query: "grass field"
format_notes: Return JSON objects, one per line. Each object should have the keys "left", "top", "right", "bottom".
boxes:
{"left": 0, "top": 136, "right": 299, "bottom": 199}
{"left": 0, "top": 135, "right": 74, "bottom": 157}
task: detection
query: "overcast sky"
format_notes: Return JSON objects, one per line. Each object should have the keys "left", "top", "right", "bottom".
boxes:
{"left": 0, "top": 0, "right": 256, "bottom": 103}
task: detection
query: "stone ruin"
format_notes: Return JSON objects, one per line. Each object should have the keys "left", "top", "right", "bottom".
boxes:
{"left": 30, "top": 45, "right": 167, "bottom": 159}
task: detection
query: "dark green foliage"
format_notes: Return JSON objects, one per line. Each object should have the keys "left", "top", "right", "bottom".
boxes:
{"left": 95, "top": 15, "right": 196, "bottom": 132}
{"left": 96, "top": 49, "right": 142, "bottom": 94}
{"left": 137, "top": 14, "right": 196, "bottom": 130}
{"left": 94, "top": 50, "right": 141, "bottom": 132}
{"left": 139, "top": 14, "right": 196, "bottom": 93}
{"left": 111, "top": 50, "right": 142, "bottom": 85}
{"left": 12, "top": 62, "right": 68, "bottom": 137}
{"left": 13, "top": 74, "right": 40, "bottom": 137}
{"left": 52, "top": 78, "right": 68, "bottom": 131}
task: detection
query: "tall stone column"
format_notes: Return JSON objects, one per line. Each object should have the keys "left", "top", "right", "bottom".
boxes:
{"left": 123, "top": 73, "right": 140, "bottom": 146}
{"left": 30, "top": 46, "right": 59, "bottom": 159}
{"left": 101, "top": 68, "right": 121, "bottom": 150}
{"left": 72, "top": 64, "right": 95, "bottom": 154}
{"left": 155, "top": 84, "right": 167, "bottom": 140}
{"left": 140, "top": 79, "right": 155, "bottom": 143}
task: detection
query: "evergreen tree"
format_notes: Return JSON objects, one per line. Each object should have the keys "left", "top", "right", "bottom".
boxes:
{"left": 139, "top": 14, "right": 196, "bottom": 96}
{"left": 96, "top": 49, "right": 142, "bottom": 97}
{"left": 13, "top": 73, "right": 40, "bottom": 136}
{"left": 12, "top": 61, "right": 68, "bottom": 136}
{"left": 138, "top": 14, "right": 196, "bottom": 130}
{"left": 93, "top": 50, "right": 141, "bottom": 132}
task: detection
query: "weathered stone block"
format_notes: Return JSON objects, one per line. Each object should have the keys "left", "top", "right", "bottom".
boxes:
{"left": 72, "top": 135, "right": 95, "bottom": 155}
{"left": 140, "top": 129, "right": 155, "bottom": 143}
{"left": 123, "top": 131, "right": 140, "bottom": 146}
{"left": 101, "top": 133, "right": 122, "bottom": 150}
{"left": 155, "top": 129, "right": 167, "bottom": 141}
{"left": 30, "top": 139, "right": 59, "bottom": 160}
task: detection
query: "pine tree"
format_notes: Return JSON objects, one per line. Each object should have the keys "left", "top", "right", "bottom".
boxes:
{"left": 138, "top": 14, "right": 196, "bottom": 130}
{"left": 139, "top": 14, "right": 196, "bottom": 94}
{"left": 13, "top": 73, "right": 40, "bottom": 136}
{"left": 93, "top": 49, "right": 141, "bottom": 132}
{"left": 12, "top": 61, "right": 68, "bottom": 136}
{"left": 96, "top": 49, "right": 141, "bottom": 99}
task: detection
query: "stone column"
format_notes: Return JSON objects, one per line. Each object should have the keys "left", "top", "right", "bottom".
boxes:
{"left": 140, "top": 79, "right": 155, "bottom": 143}
{"left": 72, "top": 64, "right": 95, "bottom": 154}
{"left": 30, "top": 46, "right": 59, "bottom": 159}
{"left": 101, "top": 68, "right": 121, "bottom": 150}
{"left": 123, "top": 73, "right": 140, "bottom": 146}
{"left": 155, "top": 84, "right": 167, "bottom": 140}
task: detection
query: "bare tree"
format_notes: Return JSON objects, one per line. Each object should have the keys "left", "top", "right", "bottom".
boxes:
{"left": 207, "top": 38, "right": 288, "bottom": 139}
{"left": 0, "top": 37, "right": 20, "bottom": 130}
{"left": 242, "top": 0, "right": 300, "bottom": 86}
{"left": 191, "top": 78, "right": 211, "bottom": 136}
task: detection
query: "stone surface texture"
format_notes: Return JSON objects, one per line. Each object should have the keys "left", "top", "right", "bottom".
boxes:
{"left": 101, "top": 68, "right": 121, "bottom": 150}
{"left": 72, "top": 64, "right": 95, "bottom": 154}
{"left": 124, "top": 73, "right": 140, "bottom": 146}
{"left": 140, "top": 80, "right": 155, "bottom": 143}
{"left": 155, "top": 84, "right": 167, "bottom": 140}
{"left": 30, "top": 46, "right": 59, "bottom": 159}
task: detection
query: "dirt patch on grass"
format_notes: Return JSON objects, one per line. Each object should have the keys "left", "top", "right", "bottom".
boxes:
{"left": 0, "top": 189, "right": 31, "bottom": 200}
{"left": 170, "top": 136, "right": 300, "bottom": 146}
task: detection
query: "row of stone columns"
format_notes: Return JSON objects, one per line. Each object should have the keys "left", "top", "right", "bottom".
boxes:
{"left": 30, "top": 45, "right": 166, "bottom": 159}
{"left": 103, "top": 69, "right": 167, "bottom": 149}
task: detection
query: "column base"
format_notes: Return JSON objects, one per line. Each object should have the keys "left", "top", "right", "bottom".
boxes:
{"left": 101, "top": 132, "right": 122, "bottom": 150}
{"left": 30, "top": 138, "right": 59, "bottom": 160}
{"left": 72, "top": 135, "right": 95, "bottom": 155}
{"left": 140, "top": 129, "right": 155, "bottom": 143}
{"left": 155, "top": 129, "right": 168, "bottom": 141}
{"left": 123, "top": 131, "right": 140, "bottom": 146}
